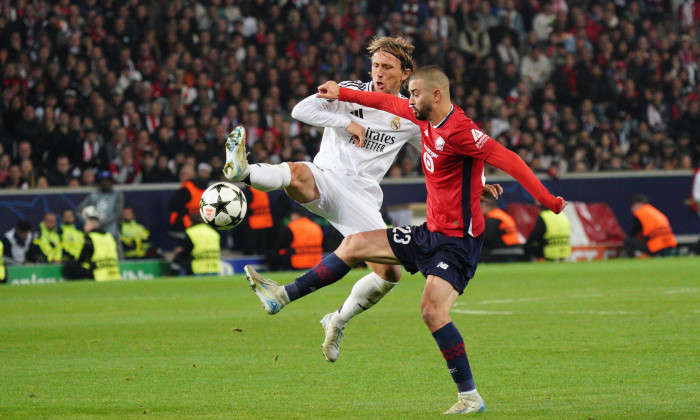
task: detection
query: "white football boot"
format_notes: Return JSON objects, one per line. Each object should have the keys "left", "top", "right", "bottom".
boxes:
{"left": 223, "top": 126, "right": 250, "bottom": 181}
{"left": 244, "top": 266, "right": 289, "bottom": 315}
{"left": 443, "top": 391, "right": 486, "bottom": 415}
{"left": 320, "top": 312, "right": 345, "bottom": 362}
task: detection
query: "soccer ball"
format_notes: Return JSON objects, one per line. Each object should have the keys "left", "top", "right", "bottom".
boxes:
{"left": 81, "top": 205, "right": 99, "bottom": 219}
{"left": 199, "top": 182, "right": 247, "bottom": 230}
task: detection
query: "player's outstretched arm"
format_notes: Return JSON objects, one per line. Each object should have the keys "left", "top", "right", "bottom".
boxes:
{"left": 485, "top": 143, "right": 567, "bottom": 213}
{"left": 292, "top": 93, "right": 352, "bottom": 129}
{"left": 318, "top": 82, "right": 415, "bottom": 123}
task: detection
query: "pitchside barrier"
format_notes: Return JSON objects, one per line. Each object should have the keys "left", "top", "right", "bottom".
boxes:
{"left": 0, "top": 171, "right": 697, "bottom": 258}
{"left": 6, "top": 259, "right": 170, "bottom": 285}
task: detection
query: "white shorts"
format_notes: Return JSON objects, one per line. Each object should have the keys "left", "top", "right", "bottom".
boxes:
{"left": 299, "top": 162, "right": 387, "bottom": 237}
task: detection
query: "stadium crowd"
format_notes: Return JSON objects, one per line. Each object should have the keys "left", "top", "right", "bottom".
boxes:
{"left": 1, "top": 0, "right": 699, "bottom": 190}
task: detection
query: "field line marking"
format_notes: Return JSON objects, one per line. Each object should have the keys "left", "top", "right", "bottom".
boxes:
{"left": 663, "top": 288, "right": 698, "bottom": 295}
{"left": 558, "top": 310, "right": 639, "bottom": 315}
{"left": 452, "top": 309, "right": 514, "bottom": 315}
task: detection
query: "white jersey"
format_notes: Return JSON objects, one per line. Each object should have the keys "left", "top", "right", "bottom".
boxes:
{"left": 291, "top": 80, "right": 421, "bottom": 207}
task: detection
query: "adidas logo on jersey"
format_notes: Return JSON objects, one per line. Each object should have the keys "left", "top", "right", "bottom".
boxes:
{"left": 472, "top": 129, "right": 490, "bottom": 149}
{"left": 350, "top": 109, "right": 364, "bottom": 119}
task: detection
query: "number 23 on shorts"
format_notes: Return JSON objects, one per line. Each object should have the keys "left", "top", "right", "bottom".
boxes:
{"left": 392, "top": 226, "right": 412, "bottom": 244}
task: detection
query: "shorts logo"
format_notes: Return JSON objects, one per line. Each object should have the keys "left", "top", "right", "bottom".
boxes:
{"left": 435, "top": 136, "right": 445, "bottom": 151}
{"left": 437, "top": 262, "right": 449, "bottom": 270}
{"left": 471, "top": 129, "right": 490, "bottom": 149}
{"left": 390, "top": 116, "right": 401, "bottom": 130}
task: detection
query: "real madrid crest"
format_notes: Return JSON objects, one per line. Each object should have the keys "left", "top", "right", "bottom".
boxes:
{"left": 435, "top": 136, "right": 445, "bottom": 151}
{"left": 390, "top": 116, "right": 401, "bottom": 130}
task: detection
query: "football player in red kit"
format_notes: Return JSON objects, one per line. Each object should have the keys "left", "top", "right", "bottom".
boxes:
{"left": 243, "top": 66, "right": 567, "bottom": 414}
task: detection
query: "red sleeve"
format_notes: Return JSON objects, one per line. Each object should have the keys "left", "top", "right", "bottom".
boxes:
{"left": 339, "top": 87, "right": 417, "bottom": 123}
{"left": 485, "top": 142, "right": 564, "bottom": 213}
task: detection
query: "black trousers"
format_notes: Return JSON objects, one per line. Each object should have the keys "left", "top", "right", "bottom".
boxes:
{"left": 63, "top": 260, "right": 93, "bottom": 280}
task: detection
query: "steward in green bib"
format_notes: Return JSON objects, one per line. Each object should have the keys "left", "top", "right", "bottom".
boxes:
{"left": 33, "top": 212, "right": 63, "bottom": 263}
{"left": 120, "top": 206, "right": 152, "bottom": 259}
{"left": 0, "top": 240, "right": 5, "bottom": 283}
{"left": 170, "top": 214, "right": 221, "bottom": 276}
{"left": 525, "top": 207, "right": 572, "bottom": 261}
{"left": 60, "top": 208, "right": 84, "bottom": 261}
{"left": 63, "top": 216, "right": 121, "bottom": 281}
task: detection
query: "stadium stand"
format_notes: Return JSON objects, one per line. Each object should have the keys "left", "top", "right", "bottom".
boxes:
{"left": 0, "top": 0, "right": 698, "bottom": 190}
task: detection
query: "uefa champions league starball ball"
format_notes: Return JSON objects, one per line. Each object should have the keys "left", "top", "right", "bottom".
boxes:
{"left": 199, "top": 182, "right": 247, "bottom": 230}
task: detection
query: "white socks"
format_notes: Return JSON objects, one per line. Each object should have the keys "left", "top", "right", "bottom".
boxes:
{"left": 334, "top": 272, "right": 396, "bottom": 328}
{"left": 248, "top": 162, "right": 292, "bottom": 192}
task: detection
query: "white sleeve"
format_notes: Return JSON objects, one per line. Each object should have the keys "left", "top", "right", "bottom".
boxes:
{"left": 291, "top": 94, "right": 352, "bottom": 129}
{"left": 408, "top": 127, "right": 422, "bottom": 151}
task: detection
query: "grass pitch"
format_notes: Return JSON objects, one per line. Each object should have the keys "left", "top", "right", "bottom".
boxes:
{"left": 1, "top": 257, "right": 698, "bottom": 419}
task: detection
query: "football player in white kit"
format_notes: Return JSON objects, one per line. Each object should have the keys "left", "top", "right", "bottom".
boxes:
{"left": 224, "top": 37, "right": 498, "bottom": 362}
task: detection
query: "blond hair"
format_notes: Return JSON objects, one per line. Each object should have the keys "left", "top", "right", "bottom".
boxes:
{"left": 367, "top": 36, "right": 416, "bottom": 73}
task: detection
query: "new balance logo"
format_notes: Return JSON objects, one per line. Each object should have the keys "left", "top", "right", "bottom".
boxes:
{"left": 350, "top": 109, "right": 364, "bottom": 119}
{"left": 437, "top": 262, "right": 449, "bottom": 270}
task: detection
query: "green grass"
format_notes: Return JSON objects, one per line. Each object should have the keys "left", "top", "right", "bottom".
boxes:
{"left": 1, "top": 257, "right": 698, "bottom": 419}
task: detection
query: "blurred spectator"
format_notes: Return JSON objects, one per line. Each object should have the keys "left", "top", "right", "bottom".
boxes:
{"left": 63, "top": 216, "right": 120, "bottom": 281}
{"left": 456, "top": 13, "right": 491, "bottom": 65}
{"left": 170, "top": 213, "right": 221, "bottom": 276}
{"left": 480, "top": 197, "right": 525, "bottom": 262}
{"left": 2, "top": 220, "right": 40, "bottom": 265}
{"left": 145, "top": 153, "right": 177, "bottom": 183}
{"left": 0, "top": 154, "right": 10, "bottom": 186}
{"left": 524, "top": 204, "right": 572, "bottom": 261}
{"left": 46, "top": 155, "right": 76, "bottom": 187}
{"left": 120, "top": 206, "right": 153, "bottom": 259}
{"left": 0, "top": 240, "right": 5, "bottom": 283}
{"left": 266, "top": 207, "right": 323, "bottom": 271}
{"left": 60, "top": 208, "right": 84, "bottom": 262}
{"left": 32, "top": 212, "right": 63, "bottom": 263}
{"left": 624, "top": 194, "right": 677, "bottom": 257}
{"left": 520, "top": 45, "right": 552, "bottom": 95}
{"left": 76, "top": 171, "right": 125, "bottom": 245}
{"left": 241, "top": 186, "right": 274, "bottom": 256}
{"left": 109, "top": 143, "right": 142, "bottom": 184}
{"left": 167, "top": 164, "right": 207, "bottom": 239}
{"left": 533, "top": 2, "right": 556, "bottom": 42}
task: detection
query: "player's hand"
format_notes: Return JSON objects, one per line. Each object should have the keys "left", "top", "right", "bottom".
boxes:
{"left": 555, "top": 196, "right": 568, "bottom": 213}
{"left": 316, "top": 81, "right": 340, "bottom": 100}
{"left": 346, "top": 120, "right": 366, "bottom": 148}
{"left": 481, "top": 183, "right": 503, "bottom": 201}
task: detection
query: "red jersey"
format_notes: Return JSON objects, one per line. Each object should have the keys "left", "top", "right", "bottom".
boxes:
{"left": 339, "top": 87, "right": 562, "bottom": 238}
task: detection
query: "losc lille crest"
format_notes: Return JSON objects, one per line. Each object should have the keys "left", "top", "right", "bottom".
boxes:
{"left": 390, "top": 116, "right": 401, "bottom": 130}
{"left": 435, "top": 136, "right": 445, "bottom": 151}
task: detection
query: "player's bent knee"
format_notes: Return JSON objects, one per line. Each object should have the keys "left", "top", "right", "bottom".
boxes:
{"left": 287, "top": 162, "right": 309, "bottom": 184}
{"left": 420, "top": 301, "right": 450, "bottom": 330}
{"left": 372, "top": 264, "right": 401, "bottom": 283}
{"left": 285, "top": 162, "right": 318, "bottom": 203}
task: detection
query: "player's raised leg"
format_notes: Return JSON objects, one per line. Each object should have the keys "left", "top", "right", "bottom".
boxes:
{"left": 421, "top": 275, "right": 485, "bottom": 414}
{"left": 244, "top": 229, "right": 400, "bottom": 314}
{"left": 223, "top": 126, "right": 249, "bottom": 181}
{"left": 222, "top": 127, "right": 320, "bottom": 202}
